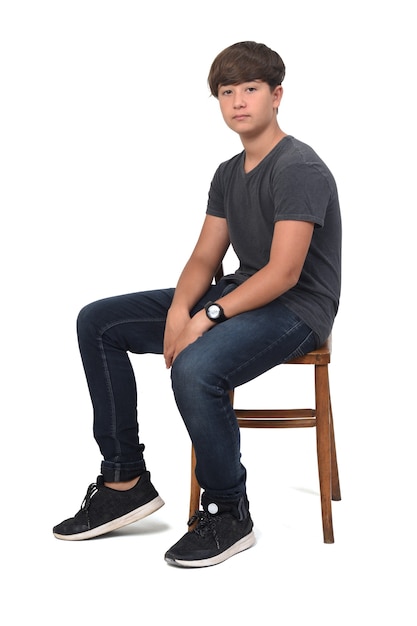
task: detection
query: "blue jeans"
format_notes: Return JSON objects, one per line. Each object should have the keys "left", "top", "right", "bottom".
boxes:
{"left": 77, "top": 278, "right": 317, "bottom": 501}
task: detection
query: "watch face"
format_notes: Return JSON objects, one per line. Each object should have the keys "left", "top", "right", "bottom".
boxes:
{"left": 207, "top": 305, "right": 220, "bottom": 319}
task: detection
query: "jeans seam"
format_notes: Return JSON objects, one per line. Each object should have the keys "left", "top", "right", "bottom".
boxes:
{"left": 98, "top": 317, "right": 167, "bottom": 335}
{"left": 97, "top": 334, "right": 119, "bottom": 455}
{"left": 95, "top": 317, "right": 166, "bottom": 458}
{"left": 221, "top": 318, "right": 306, "bottom": 387}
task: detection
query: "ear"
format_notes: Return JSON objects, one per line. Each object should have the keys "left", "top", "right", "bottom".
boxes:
{"left": 272, "top": 85, "right": 283, "bottom": 109}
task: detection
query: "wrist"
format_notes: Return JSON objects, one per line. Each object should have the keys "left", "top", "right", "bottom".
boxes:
{"left": 204, "top": 301, "right": 228, "bottom": 324}
{"left": 168, "top": 303, "right": 190, "bottom": 317}
{"left": 188, "top": 309, "right": 215, "bottom": 335}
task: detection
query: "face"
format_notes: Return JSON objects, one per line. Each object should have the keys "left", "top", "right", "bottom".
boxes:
{"left": 217, "top": 80, "right": 283, "bottom": 137}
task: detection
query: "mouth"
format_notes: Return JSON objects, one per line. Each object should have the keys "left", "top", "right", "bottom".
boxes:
{"left": 233, "top": 114, "right": 250, "bottom": 121}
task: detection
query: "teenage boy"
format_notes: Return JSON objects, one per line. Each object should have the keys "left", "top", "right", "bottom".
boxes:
{"left": 53, "top": 41, "right": 341, "bottom": 568}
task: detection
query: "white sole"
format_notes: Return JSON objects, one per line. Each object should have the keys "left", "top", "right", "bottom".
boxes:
{"left": 53, "top": 495, "right": 165, "bottom": 541}
{"left": 166, "top": 530, "right": 256, "bottom": 568}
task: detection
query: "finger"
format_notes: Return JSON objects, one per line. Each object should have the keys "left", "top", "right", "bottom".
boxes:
{"left": 163, "top": 350, "right": 173, "bottom": 369}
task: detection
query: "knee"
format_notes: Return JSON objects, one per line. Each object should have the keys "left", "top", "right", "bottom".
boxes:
{"left": 170, "top": 350, "right": 197, "bottom": 393}
{"left": 170, "top": 347, "right": 222, "bottom": 400}
{"left": 76, "top": 299, "right": 107, "bottom": 340}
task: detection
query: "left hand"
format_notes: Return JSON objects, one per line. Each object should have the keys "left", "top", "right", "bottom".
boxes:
{"left": 168, "top": 310, "right": 213, "bottom": 367}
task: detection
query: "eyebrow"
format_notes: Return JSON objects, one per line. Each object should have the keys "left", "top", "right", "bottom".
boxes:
{"left": 220, "top": 79, "right": 263, "bottom": 88}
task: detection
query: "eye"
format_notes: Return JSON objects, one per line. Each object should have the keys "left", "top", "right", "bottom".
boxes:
{"left": 246, "top": 86, "right": 257, "bottom": 93}
{"left": 221, "top": 88, "right": 233, "bottom": 96}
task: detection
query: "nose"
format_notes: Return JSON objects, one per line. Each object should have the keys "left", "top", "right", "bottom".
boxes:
{"left": 233, "top": 91, "right": 246, "bottom": 108}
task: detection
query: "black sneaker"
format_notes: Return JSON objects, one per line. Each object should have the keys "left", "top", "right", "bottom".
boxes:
{"left": 53, "top": 471, "right": 164, "bottom": 540}
{"left": 164, "top": 494, "right": 255, "bottom": 568}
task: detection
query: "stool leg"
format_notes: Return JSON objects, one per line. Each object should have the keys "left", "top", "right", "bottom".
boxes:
{"left": 189, "top": 446, "right": 201, "bottom": 527}
{"left": 315, "top": 363, "right": 334, "bottom": 543}
{"left": 330, "top": 400, "right": 341, "bottom": 501}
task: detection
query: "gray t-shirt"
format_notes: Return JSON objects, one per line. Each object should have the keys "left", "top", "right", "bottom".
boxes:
{"left": 206, "top": 135, "right": 342, "bottom": 345}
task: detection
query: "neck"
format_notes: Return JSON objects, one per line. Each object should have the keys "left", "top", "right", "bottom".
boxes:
{"left": 241, "top": 126, "right": 286, "bottom": 172}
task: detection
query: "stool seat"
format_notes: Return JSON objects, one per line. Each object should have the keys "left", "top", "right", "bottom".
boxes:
{"left": 288, "top": 336, "right": 331, "bottom": 364}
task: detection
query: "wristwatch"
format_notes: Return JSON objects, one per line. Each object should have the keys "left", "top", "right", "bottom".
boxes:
{"left": 204, "top": 301, "right": 228, "bottom": 323}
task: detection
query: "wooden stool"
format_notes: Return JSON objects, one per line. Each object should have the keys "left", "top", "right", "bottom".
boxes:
{"left": 189, "top": 336, "right": 341, "bottom": 543}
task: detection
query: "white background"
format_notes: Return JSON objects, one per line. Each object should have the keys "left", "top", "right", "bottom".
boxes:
{"left": 1, "top": 1, "right": 415, "bottom": 624}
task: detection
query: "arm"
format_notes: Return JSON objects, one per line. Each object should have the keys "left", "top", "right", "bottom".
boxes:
{"left": 165, "top": 219, "right": 314, "bottom": 367}
{"left": 215, "top": 219, "right": 314, "bottom": 316}
{"left": 163, "top": 214, "right": 230, "bottom": 367}
{"left": 169, "top": 214, "right": 230, "bottom": 313}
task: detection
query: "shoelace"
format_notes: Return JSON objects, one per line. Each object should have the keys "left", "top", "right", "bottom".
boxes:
{"left": 80, "top": 482, "right": 99, "bottom": 511}
{"left": 188, "top": 510, "right": 221, "bottom": 549}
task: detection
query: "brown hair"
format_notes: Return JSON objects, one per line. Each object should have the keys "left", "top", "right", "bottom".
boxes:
{"left": 208, "top": 41, "right": 285, "bottom": 97}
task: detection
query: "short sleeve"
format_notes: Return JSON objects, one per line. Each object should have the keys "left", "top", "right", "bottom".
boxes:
{"left": 272, "top": 163, "right": 332, "bottom": 227}
{"left": 206, "top": 165, "right": 226, "bottom": 218}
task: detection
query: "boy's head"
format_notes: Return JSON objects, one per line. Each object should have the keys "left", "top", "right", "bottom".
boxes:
{"left": 208, "top": 41, "right": 285, "bottom": 98}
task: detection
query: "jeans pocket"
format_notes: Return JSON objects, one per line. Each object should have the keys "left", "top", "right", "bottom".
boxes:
{"left": 284, "top": 330, "right": 317, "bottom": 362}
